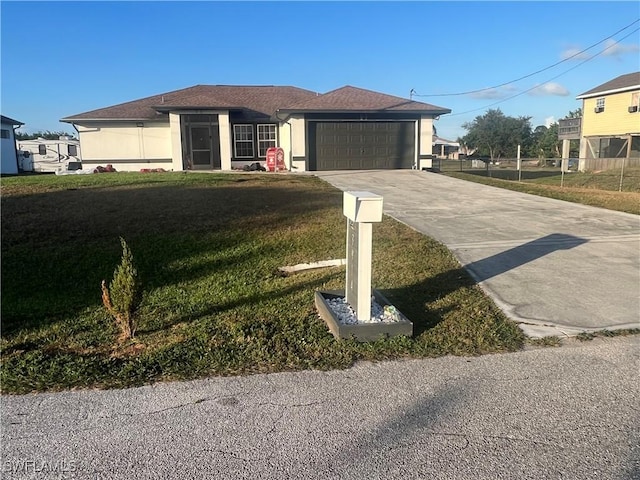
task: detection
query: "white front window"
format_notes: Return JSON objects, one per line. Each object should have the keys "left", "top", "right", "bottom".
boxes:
{"left": 233, "top": 124, "right": 254, "bottom": 158}
{"left": 257, "top": 124, "right": 277, "bottom": 157}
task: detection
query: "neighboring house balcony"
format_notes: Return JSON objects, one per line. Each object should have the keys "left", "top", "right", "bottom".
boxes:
{"left": 576, "top": 72, "right": 640, "bottom": 170}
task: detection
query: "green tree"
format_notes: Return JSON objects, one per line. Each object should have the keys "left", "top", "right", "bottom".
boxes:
{"left": 530, "top": 123, "right": 561, "bottom": 158}
{"left": 460, "top": 109, "right": 532, "bottom": 161}
{"left": 101, "top": 238, "right": 143, "bottom": 341}
{"left": 14, "top": 130, "right": 75, "bottom": 140}
{"left": 565, "top": 108, "right": 582, "bottom": 119}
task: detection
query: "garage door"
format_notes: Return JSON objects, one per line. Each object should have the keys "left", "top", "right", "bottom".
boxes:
{"left": 309, "top": 122, "right": 415, "bottom": 170}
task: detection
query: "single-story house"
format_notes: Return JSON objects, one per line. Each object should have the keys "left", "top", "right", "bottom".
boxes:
{"left": 61, "top": 85, "right": 450, "bottom": 172}
{"left": 433, "top": 135, "right": 460, "bottom": 160}
{"left": 1, "top": 115, "right": 24, "bottom": 175}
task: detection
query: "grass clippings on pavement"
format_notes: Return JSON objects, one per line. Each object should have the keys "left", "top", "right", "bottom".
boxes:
{"left": 1, "top": 172, "right": 525, "bottom": 394}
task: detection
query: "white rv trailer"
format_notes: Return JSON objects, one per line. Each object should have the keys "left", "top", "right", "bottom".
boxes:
{"left": 16, "top": 136, "right": 82, "bottom": 173}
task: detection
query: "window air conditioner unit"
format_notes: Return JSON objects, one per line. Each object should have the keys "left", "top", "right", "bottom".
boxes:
{"left": 594, "top": 107, "right": 604, "bottom": 113}
{"left": 628, "top": 105, "right": 638, "bottom": 113}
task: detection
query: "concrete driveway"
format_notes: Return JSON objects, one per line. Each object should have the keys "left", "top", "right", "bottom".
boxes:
{"left": 315, "top": 170, "right": 640, "bottom": 337}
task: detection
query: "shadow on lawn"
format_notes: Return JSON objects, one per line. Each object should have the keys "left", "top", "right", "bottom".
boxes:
{"left": 139, "top": 270, "right": 340, "bottom": 335}
{"left": 1, "top": 181, "right": 343, "bottom": 334}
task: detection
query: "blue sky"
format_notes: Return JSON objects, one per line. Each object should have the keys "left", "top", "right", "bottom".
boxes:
{"left": 2, "top": 1, "right": 639, "bottom": 140}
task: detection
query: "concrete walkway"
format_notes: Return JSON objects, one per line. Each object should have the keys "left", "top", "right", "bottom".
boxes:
{"left": 315, "top": 170, "right": 640, "bottom": 337}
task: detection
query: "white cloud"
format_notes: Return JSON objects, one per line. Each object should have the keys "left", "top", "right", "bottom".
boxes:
{"left": 468, "top": 84, "right": 517, "bottom": 100}
{"left": 561, "top": 39, "right": 640, "bottom": 61}
{"left": 545, "top": 116, "right": 556, "bottom": 128}
{"left": 601, "top": 38, "right": 640, "bottom": 58}
{"left": 528, "top": 82, "right": 570, "bottom": 97}
{"left": 561, "top": 46, "right": 591, "bottom": 60}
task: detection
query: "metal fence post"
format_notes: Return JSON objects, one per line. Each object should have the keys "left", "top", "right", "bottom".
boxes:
{"left": 618, "top": 157, "right": 626, "bottom": 192}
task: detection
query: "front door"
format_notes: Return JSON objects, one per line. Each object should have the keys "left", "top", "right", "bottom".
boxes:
{"left": 189, "top": 125, "right": 221, "bottom": 170}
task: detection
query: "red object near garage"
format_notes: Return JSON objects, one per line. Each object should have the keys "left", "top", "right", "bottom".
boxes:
{"left": 265, "top": 147, "right": 286, "bottom": 172}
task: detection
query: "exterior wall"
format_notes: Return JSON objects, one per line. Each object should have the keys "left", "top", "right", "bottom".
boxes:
{"left": 277, "top": 121, "right": 292, "bottom": 170}
{"left": 1, "top": 122, "right": 18, "bottom": 174}
{"left": 77, "top": 121, "right": 172, "bottom": 171}
{"left": 581, "top": 89, "right": 640, "bottom": 137}
{"left": 290, "top": 114, "right": 306, "bottom": 171}
{"left": 169, "top": 113, "right": 183, "bottom": 171}
{"left": 419, "top": 116, "right": 434, "bottom": 169}
{"left": 218, "top": 111, "right": 232, "bottom": 170}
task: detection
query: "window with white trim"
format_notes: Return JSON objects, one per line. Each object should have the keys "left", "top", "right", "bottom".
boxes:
{"left": 233, "top": 124, "right": 254, "bottom": 158}
{"left": 595, "top": 98, "right": 605, "bottom": 112}
{"left": 257, "top": 124, "right": 277, "bottom": 157}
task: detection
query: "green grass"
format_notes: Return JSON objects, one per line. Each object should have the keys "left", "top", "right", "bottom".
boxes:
{"left": 445, "top": 169, "right": 640, "bottom": 214}
{"left": 575, "top": 328, "right": 640, "bottom": 342}
{"left": 527, "top": 336, "right": 562, "bottom": 348}
{"left": 1, "top": 172, "right": 525, "bottom": 393}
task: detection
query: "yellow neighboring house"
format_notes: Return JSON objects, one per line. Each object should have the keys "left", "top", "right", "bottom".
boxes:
{"left": 576, "top": 72, "right": 640, "bottom": 166}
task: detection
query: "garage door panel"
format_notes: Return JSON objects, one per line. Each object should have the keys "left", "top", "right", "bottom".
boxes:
{"left": 311, "top": 121, "right": 415, "bottom": 171}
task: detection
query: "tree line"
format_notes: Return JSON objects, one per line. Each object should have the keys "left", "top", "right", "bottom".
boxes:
{"left": 458, "top": 108, "right": 581, "bottom": 161}
{"left": 15, "top": 130, "right": 76, "bottom": 140}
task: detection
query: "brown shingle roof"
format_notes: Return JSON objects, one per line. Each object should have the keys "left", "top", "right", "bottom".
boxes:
{"left": 282, "top": 86, "right": 451, "bottom": 114}
{"left": 62, "top": 85, "right": 451, "bottom": 122}
{"left": 62, "top": 85, "right": 318, "bottom": 121}
{"left": 576, "top": 72, "right": 640, "bottom": 99}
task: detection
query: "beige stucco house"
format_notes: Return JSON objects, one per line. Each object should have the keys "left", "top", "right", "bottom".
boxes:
{"left": 61, "top": 85, "right": 450, "bottom": 172}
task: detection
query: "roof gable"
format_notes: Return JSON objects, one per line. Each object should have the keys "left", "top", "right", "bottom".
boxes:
{"left": 1, "top": 115, "right": 24, "bottom": 126}
{"left": 283, "top": 86, "right": 451, "bottom": 113}
{"left": 577, "top": 72, "right": 640, "bottom": 99}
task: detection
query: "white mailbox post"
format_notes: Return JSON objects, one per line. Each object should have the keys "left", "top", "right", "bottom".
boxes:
{"left": 343, "top": 191, "right": 383, "bottom": 322}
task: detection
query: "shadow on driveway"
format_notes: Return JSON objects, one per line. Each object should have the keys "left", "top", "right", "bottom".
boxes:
{"left": 464, "top": 233, "right": 589, "bottom": 283}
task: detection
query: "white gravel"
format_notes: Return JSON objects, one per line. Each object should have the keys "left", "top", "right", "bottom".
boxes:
{"left": 326, "top": 296, "right": 401, "bottom": 324}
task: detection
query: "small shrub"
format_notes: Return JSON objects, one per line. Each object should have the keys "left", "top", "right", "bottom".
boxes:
{"left": 101, "top": 237, "right": 142, "bottom": 341}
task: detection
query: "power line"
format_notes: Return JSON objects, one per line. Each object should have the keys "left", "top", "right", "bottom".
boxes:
{"left": 446, "top": 26, "right": 640, "bottom": 118}
{"left": 411, "top": 18, "right": 639, "bottom": 99}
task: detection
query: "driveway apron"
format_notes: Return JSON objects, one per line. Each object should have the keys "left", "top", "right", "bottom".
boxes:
{"left": 315, "top": 170, "right": 640, "bottom": 337}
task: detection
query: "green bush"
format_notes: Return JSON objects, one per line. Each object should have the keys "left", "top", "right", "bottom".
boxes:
{"left": 101, "top": 238, "right": 142, "bottom": 341}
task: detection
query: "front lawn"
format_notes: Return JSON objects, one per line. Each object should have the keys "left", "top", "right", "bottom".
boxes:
{"left": 1, "top": 173, "right": 524, "bottom": 394}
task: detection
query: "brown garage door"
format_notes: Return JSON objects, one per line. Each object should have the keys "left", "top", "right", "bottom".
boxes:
{"left": 309, "top": 121, "right": 415, "bottom": 170}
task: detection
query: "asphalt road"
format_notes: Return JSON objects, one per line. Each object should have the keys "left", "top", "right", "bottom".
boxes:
{"left": 315, "top": 170, "right": 640, "bottom": 337}
{"left": 2, "top": 335, "right": 639, "bottom": 479}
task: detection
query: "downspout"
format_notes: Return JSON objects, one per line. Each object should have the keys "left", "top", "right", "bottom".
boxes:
{"left": 12, "top": 124, "right": 23, "bottom": 173}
